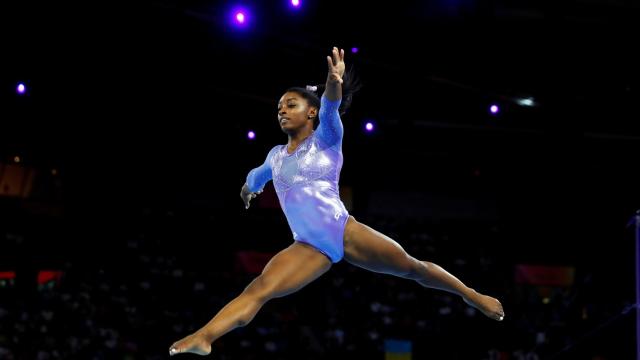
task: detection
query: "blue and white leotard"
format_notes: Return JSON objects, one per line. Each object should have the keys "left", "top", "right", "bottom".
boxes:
{"left": 245, "top": 95, "right": 348, "bottom": 263}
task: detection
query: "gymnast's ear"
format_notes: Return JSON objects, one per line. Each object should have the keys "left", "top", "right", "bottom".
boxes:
{"left": 307, "top": 107, "right": 318, "bottom": 120}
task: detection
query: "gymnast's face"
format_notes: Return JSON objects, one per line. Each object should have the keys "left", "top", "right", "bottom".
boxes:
{"left": 277, "top": 91, "right": 317, "bottom": 134}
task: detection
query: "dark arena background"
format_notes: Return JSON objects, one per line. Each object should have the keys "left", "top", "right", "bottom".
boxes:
{"left": 2, "top": 0, "right": 639, "bottom": 359}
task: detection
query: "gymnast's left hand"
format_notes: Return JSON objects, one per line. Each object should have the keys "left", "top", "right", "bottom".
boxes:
{"left": 326, "top": 47, "right": 345, "bottom": 84}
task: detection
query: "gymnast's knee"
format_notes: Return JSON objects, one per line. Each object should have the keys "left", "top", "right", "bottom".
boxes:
{"left": 404, "top": 257, "right": 429, "bottom": 280}
{"left": 243, "top": 275, "right": 279, "bottom": 303}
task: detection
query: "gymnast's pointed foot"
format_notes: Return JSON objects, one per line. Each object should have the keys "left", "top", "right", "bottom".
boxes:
{"left": 463, "top": 289, "right": 505, "bottom": 321}
{"left": 169, "top": 332, "right": 212, "bottom": 356}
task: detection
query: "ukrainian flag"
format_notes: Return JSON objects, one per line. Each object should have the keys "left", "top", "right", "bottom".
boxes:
{"left": 385, "top": 339, "right": 412, "bottom": 360}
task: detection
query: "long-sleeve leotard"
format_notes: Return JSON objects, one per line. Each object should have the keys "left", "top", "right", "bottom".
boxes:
{"left": 246, "top": 95, "right": 348, "bottom": 262}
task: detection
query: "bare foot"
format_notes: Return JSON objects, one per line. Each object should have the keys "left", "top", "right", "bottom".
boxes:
{"left": 169, "top": 332, "right": 212, "bottom": 356}
{"left": 463, "top": 289, "right": 505, "bottom": 321}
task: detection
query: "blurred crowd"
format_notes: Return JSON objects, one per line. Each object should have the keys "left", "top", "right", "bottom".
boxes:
{"left": 0, "top": 208, "right": 631, "bottom": 359}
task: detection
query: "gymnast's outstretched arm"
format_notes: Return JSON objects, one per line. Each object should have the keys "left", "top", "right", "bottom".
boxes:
{"left": 316, "top": 47, "right": 345, "bottom": 147}
{"left": 241, "top": 146, "right": 278, "bottom": 209}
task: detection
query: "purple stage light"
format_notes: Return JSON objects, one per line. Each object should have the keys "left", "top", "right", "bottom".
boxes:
{"left": 230, "top": 5, "right": 250, "bottom": 27}
{"left": 235, "top": 12, "right": 245, "bottom": 24}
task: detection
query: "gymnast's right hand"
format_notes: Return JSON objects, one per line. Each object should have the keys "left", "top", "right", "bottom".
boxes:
{"left": 240, "top": 183, "right": 262, "bottom": 209}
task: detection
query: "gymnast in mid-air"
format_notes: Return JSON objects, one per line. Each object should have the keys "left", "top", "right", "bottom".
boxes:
{"left": 169, "top": 46, "right": 504, "bottom": 356}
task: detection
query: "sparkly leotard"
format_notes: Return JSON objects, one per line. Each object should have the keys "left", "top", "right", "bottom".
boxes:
{"left": 246, "top": 96, "right": 348, "bottom": 263}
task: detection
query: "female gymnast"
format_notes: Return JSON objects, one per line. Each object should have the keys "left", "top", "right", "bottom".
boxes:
{"left": 169, "top": 47, "right": 504, "bottom": 356}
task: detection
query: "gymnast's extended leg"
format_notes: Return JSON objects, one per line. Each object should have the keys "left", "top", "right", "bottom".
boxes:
{"left": 169, "top": 242, "right": 332, "bottom": 356}
{"left": 342, "top": 216, "right": 504, "bottom": 321}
